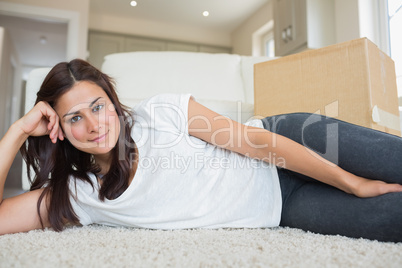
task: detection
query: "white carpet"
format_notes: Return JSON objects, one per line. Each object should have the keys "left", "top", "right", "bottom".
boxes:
{"left": 1, "top": 225, "right": 401, "bottom": 268}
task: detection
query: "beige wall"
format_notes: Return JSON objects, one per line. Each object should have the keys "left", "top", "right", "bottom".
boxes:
{"left": 89, "top": 13, "right": 231, "bottom": 47}
{"left": 1, "top": 0, "right": 89, "bottom": 59}
{"left": 231, "top": 2, "right": 273, "bottom": 56}
{"left": 89, "top": 0, "right": 380, "bottom": 57}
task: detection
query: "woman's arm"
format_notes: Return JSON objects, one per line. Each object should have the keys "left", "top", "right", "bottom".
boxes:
{"left": 188, "top": 99, "right": 402, "bottom": 198}
{"left": 0, "top": 189, "right": 50, "bottom": 235}
{"left": 0, "top": 101, "right": 63, "bottom": 234}
{"left": 0, "top": 123, "right": 29, "bottom": 201}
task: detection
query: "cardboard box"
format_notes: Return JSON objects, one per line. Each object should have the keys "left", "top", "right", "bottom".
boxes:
{"left": 254, "top": 38, "right": 401, "bottom": 136}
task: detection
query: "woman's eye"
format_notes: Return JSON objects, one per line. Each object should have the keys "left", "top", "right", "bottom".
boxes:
{"left": 93, "top": 104, "right": 104, "bottom": 112}
{"left": 71, "top": 115, "right": 81, "bottom": 123}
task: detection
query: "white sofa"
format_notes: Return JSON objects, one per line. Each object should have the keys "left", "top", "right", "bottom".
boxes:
{"left": 102, "top": 51, "right": 274, "bottom": 122}
{"left": 22, "top": 51, "right": 274, "bottom": 189}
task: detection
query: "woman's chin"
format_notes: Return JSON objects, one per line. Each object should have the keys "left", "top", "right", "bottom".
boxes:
{"left": 74, "top": 144, "right": 114, "bottom": 156}
{"left": 91, "top": 146, "right": 115, "bottom": 156}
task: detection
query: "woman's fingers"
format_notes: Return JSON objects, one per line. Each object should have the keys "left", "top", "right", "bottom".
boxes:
{"left": 42, "top": 102, "right": 57, "bottom": 130}
{"left": 48, "top": 111, "right": 59, "bottom": 143}
{"left": 39, "top": 102, "right": 57, "bottom": 142}
{"left": 21, "top": 101, "right": 63, "bottom": 143}
{"left": 58, "top": 127, "right": 64, "bottom": 141}
{"left": 385, "top": 183, "right": 402, "bottom": 194}
{"left": 354, "top": 179, "right": 402, "bottom": 198}
{"left": 44, "top": 104, "right": 64, "bottom": 144}
{"left": 51, "top": 118, "right": 64, "bottom": 143}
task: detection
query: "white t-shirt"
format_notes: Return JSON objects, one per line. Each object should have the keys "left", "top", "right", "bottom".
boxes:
{"left": 69, "top": 93, "right": 282, "bottom": 229}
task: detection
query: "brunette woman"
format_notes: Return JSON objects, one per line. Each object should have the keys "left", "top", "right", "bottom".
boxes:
{"left": 0, "top": 59, "right": 401, "bottom": 242}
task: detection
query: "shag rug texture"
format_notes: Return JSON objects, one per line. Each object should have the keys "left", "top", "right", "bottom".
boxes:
{"left": 1, "top": 225, "right": 401, "bottom": 268}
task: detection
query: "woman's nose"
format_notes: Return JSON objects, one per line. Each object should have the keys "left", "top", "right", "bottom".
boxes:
{"left": 87, "top": 115, "right": 100, "bottom": 133}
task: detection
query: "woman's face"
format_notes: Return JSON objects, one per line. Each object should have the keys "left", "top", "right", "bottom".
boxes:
{"left": 54, "top": 81, "right": 121, "bottom": 157}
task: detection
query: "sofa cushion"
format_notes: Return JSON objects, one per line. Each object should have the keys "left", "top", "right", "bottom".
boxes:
{"left": 102, "top": 51, "right": 246, "bottom": 103}
{"left": 121, "top": 98, "right": 255, "bottom": 123}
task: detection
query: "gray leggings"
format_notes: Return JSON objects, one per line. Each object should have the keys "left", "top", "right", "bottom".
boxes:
{"left": 261, "top": 113, "right": 402, "bottom": 243}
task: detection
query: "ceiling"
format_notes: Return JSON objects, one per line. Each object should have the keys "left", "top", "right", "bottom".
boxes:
{"left": 90, "top": 0, "right": 268, "bottom": 32}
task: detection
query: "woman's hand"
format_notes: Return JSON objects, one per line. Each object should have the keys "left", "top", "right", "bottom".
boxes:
{"left": 350, "top": 175, "right": 402, "bottom": 198}
{"left": 17, "top": 101, "right": 64, "bottom": 143}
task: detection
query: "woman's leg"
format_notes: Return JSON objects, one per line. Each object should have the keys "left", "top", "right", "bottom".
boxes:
{"left": 279, "top": 176, "right": 402, "bottom": 242}
{"left": 261, "top": 113, "right": 402, "bottom": 242}
{"left": 262, "top": 112, "right": 402, "bottom": 183}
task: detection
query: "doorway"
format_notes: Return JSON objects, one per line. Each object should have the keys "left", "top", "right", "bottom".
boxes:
{"left": 0, "top": 14, "right": 68, "bottom": 80}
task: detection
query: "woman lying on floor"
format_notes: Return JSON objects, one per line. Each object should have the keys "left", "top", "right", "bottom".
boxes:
{"left": 0, "top": 59, "right": 401, "bottom": 242}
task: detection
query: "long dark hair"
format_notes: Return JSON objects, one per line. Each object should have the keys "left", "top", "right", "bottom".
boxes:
{"left": 20, "top": 59, "right": 135, "bottom": 231}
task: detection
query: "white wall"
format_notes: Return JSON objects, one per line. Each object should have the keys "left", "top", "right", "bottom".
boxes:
{"left": 89, "top": 13, "right": 231, "bottom": 47}
{"left": 358, "top": 0, "right": 390, "bottom": 55}
{"left": 334, "top": 0, "right": 388, "bottom": 54}
{"left": 231, "top": 1, "right": 273, "bottom": 56}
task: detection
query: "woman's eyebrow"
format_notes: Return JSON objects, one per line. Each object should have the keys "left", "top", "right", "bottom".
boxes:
{"left": 62, "top": 97, "right": 103, "bottom": 118}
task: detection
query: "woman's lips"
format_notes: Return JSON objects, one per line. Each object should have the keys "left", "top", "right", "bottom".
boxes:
{"left": 90, "top": 132, "right": 108, "bottom": 142}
